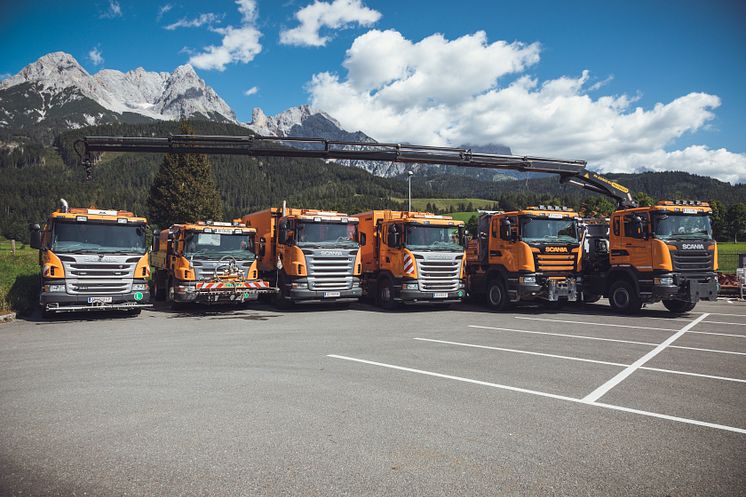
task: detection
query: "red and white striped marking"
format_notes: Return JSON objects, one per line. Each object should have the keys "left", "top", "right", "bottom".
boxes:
{"left": 196, "top": 280, "right": 269, "bottom": 290}
{"left": 403, "top": 253, "right": 415, "bottom": 275}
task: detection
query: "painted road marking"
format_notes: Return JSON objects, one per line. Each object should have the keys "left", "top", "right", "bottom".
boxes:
{"left": 689, "top": 331, "right": 746, "bottom": 338}
{"left": 582, "top": 314, "right": 710, "bottom": 403}
{"left": 413, "top": 338, "right": 628, "bottom": 367}
{"left": 415, "top": 337, "right": 746, "bottom": 384}
{"left": 668, "top": 345, "right": 746, "bottom": 356}
{"left": 468, "top": 325, "right": 658, "bottom": 346}
{"left": 514, "top": 316, "right": 679, "bottom": 332}
{"left": 327, "top": 354, "right": 746, "bottom": 435}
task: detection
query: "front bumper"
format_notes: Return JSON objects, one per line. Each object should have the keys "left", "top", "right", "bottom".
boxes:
{"left": 41, "top": 285, "right": 151, "bottom": 313}
{"left": 396, "top": 280, "right": 465, "bottom": 304}
{"left": 282, "top": 278, "right": 362, "bottom": 304}
{"left": 173, "top": 281, "right": 277, "bottom": 304}
{"left": 653, "top": 273, "right": 719, "bottom": 302}
{"left": 516, "top": 275, "right": 578, "bottom": 302}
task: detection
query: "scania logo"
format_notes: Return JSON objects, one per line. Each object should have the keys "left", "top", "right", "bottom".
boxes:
{"left": 320, "top": 250, "right": 344, "bottom": 257}
{"left": 545, "top": 246, "right": 568, "bottom": 253}
{"left": 682, "top": 243, "right": 705, "bottom": 250}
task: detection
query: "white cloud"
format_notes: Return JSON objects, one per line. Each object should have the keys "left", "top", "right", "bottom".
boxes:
{"left": 88, "top": 47, "right": 104, "bottom": 66}
{"left": 188, "top": 0, "right": 262, "bottom": 71}
{"left": 280, "top": 0, "right": 381, "bottom": 47}
{"left": 0, "top": 73, "right": 10, "bottom": 81}
{"left": 308, "top": 29, "right": 746, "bottom": 183}
{"left": 157, "top": 4, "right": 173, "bottom": 21}
{"left": 165, "top": 13, "right": 222, "bottom": 30}
{"left": 99, "top": 0, "right": 122, "bottom": 19}
{"left": 244, "top": 86, "right": 259, "bottom": 96}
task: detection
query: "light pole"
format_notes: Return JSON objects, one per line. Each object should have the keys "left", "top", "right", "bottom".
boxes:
{"left": 407, "top": 170, "right": 414, "bottom": 212}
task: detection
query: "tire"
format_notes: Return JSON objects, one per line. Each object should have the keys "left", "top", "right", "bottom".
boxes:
{"left": 153, "top": 271, "right": 166, "bottom": 301}
{"left": 167, "top": 279, "right": 183, "bottom": 310}
{"left": 272, "top": 273, "right": 293, "bottom": 309}
{"left": 608, "top": 280, "right": 642, "bottom": 314}
{"left": 377, "top": 278, "right": 397, "bottom": 310}
{"left": 663, "top": 299, "right": 697, "bottom": 314}
{"left": 486, "top": 278, "right": 510, "bottom": 311}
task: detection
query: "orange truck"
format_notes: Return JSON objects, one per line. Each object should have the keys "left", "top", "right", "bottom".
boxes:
{"left": 241, "top": 207, "right": 363, "bottom": 305}
{"left": 465, "top": 206, "right": 581, "bottom": 309}
{"left": 581, "top": 200, "right": 719, "bottom": 313}
{"left": 29, "top": 200, "right": 151, "bottom": 316}
{"left": 354, "top": 210, "right": 467, "bottom": 308}
{"left": 151, "top": 221, "right": 275, "bottom": 307}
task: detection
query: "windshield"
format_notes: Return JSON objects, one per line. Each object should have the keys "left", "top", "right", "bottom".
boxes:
{"left": 51, "top": 221, "right": 147, "bottom": 254}
{"left": 653, "top": 213, "right": 712, "bottom": 240}
{"left": 296, "top": 222, "right": 358, "bottom": 246}
{"left": 184, "top": 232, "right": 256, "bottom": 260}
{"left": 520, "top": 217, "right": 579, "bottom": 243}
{"left": 405, "top": 225, "right": 463, "bottom": 251}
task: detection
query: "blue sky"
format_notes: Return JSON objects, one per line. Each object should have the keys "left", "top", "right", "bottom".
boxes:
{"left": 1, "top": 0, "right": 745, "bottom": 180}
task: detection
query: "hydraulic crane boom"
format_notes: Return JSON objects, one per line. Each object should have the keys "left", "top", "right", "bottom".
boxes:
{"left": 75, "top": 134, "right": 637, "bottom": 208}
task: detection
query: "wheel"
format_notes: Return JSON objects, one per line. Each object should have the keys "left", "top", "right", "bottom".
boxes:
{"left": 377, "top": 278, "right": 397, "bottom": 310}
{"left": 272, "top": 272, "right": 293, "bottom": 308}
{"left": 167, "top": 279, "right": 183, "bottom": 310}
{"left": 663, "top": 299, "right": 697, "bottom": 314}
{"left": 153, "top": 271, "right": 166, "bottom": 301}
{"left": 608, "top": 280, "right": 642, "bottom": 314}
{"left": 486, "top": 278, "right": 510, "bottom": 311}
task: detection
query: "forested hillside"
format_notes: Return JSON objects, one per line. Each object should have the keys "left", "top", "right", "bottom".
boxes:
{"left": 2, "top": 120, "right": 745, "bottom": 242}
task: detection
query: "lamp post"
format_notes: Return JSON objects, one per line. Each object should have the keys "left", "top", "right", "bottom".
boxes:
{"left": 407, "top": 170, "right": 414, "bottom": 212}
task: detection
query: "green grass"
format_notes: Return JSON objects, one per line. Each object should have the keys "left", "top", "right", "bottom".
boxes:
{"left": 0, "top": 239, "right": 39, "bottom": 314}
{"left": 717, "top": 242, "right": 746, "bottom": 274}
{"left": 392, "top": 197, "right": 497, "bottom": 212}
{"left": 450, "top": 211, "right": 478, "bottom": 223}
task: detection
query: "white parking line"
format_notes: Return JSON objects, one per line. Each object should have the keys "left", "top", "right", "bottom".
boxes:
{"left": 514, "top": 316, "right": 678, "bottom": 332}
{"left": 703, "top": 312, "right": 746, "bottom": 318}
{"left": 413, "top": 338, "right": 628, "bottom": 367}
{"left": 689, "top": 330, "right": 746, "bottom": 339}
{"left": 327, "top": 354, "right": 746, "bottom": 435}
{"left": 669, "top": 345, "right": 746, "bottom": 356}
{"left": 703, "top": 321, "right": 746, "bottom": 327}
{"left": 415, "top": 337, "right": 746, "bottom": 384}
{"left": 468, "top": 325, "right": 658, "bottom": 346}
{"left": 582, "top": 314, "right": 710, "bottom": 403}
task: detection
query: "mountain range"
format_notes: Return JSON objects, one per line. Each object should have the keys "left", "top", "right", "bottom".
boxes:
{"left": 0, "top": 52, "right": 515, "bottom": 179}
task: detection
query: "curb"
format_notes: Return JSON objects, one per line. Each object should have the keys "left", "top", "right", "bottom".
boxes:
{"left": 0, "top": 312, "right": 16, "bottom": 323}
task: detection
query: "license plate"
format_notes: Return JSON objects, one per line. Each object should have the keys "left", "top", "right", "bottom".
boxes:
{"left": 88, "top": 296, "right": 112, "bottom": 304}
{"left": 324, "top": 291, "right": 341, "bottom": 298}
{"left": 433, "top": 292, "right": 448, "bottom": 298}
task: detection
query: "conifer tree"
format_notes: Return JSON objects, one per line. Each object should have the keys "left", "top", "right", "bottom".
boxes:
{"left": 147, "top": 119, "right": 223, "bottom": 227}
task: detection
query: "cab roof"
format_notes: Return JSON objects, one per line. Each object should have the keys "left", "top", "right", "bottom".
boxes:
{"left": 51, "top": 208, "right": 147, "bottom": 223}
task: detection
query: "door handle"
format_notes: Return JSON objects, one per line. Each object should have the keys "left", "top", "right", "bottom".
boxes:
{"left": 385, "top": 256, "right": 390, "bottom": 263}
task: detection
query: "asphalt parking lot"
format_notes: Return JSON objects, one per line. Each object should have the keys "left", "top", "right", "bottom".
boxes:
{"left": 1, "top": 299, "right": 745, "bottom": 496}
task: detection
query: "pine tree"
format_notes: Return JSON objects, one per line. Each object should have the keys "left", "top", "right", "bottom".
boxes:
{"left": 147, "top": 119, "right": 223, "bottom": 227}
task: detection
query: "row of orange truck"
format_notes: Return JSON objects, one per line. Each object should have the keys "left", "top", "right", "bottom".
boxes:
{"left": 31, "top": 197, "right": 718, "bottom": 316}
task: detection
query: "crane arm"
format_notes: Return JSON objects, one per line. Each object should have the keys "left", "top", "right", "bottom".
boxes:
{"left": 75, "top": 134, "right": 637, "bottom": 208}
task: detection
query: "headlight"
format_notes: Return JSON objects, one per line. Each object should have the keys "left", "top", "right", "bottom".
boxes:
{"left": 291, "top": 282, "right": 308, "bottom": 289}
{"left": 44, "top": 284, "right": 65, "bottom": 292}
{"left": 403, "top": 282, "right": 419, "bottom": 290}
{"left": 175, "top": 285, "right": 194, "bottom": 293}
{"left": 655, "top": 276, "right": 674, "bottom": 286}
{"left": 520, "top": 275, "right": 537, "bottom": 285}
{"left": 132, "top": 283, "right": 148, "bottom": 291}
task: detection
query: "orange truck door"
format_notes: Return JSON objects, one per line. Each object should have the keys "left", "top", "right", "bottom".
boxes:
{"left": 621, "top": 213, "right": 652, "bottom": 272}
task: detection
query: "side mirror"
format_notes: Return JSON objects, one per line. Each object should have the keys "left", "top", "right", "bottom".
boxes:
{"left": 29, "top": 223, "right": 42, "bottom": 249}
{"left": 259, "top": 237, "right": 266, "bottom": 257}
{"left": 510, "top": 231, "right": 519, "bottom": 242}
{"left": 387, "top": 230, "right": 400, "bottom": 248}
{"left": 278, "top": 221, "right": 288, "bottom": 245}
{"left": 478, "top": 232, "right": 488, "bottom": 241}
{"left": 360, "top": 233, "right": 367, "bottom": 246}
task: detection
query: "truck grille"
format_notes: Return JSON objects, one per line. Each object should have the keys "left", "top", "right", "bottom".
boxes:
{"left": 672, "top": 251, "right": 713, "bottom": 274}
{"left": 59, "top": 255, "right": 138, "bottom": 294}
{"left": 304, "top": 249, "right": 357, "bottom": 291}
{"left": 535, "top": 254, "right": 576, "bottom": 273}
{"left": 416, "top": 257, "right": 461, "bottom": 291}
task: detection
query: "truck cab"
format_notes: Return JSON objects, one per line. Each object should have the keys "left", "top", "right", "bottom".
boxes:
{"left": 582, "top": 200, "right": 718, "bottom": 313}
{"left": 151, "top": 221, "right": 274, "bottom": 307}
{"left": 466, "top": 206, "right": 581, "bottom": 310}
{"left": 242, "top": 208, "right": 363, "bottom": 305}
{"left": 355, "top": 210, "right": 466, "bottom": 308}
{"left": 30, "top": 204, "right": 151, "bottom": 316}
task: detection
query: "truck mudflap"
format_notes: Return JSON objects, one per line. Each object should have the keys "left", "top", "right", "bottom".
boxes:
{"left": 546, "top": 277, "right": 578, "bottom": 302}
